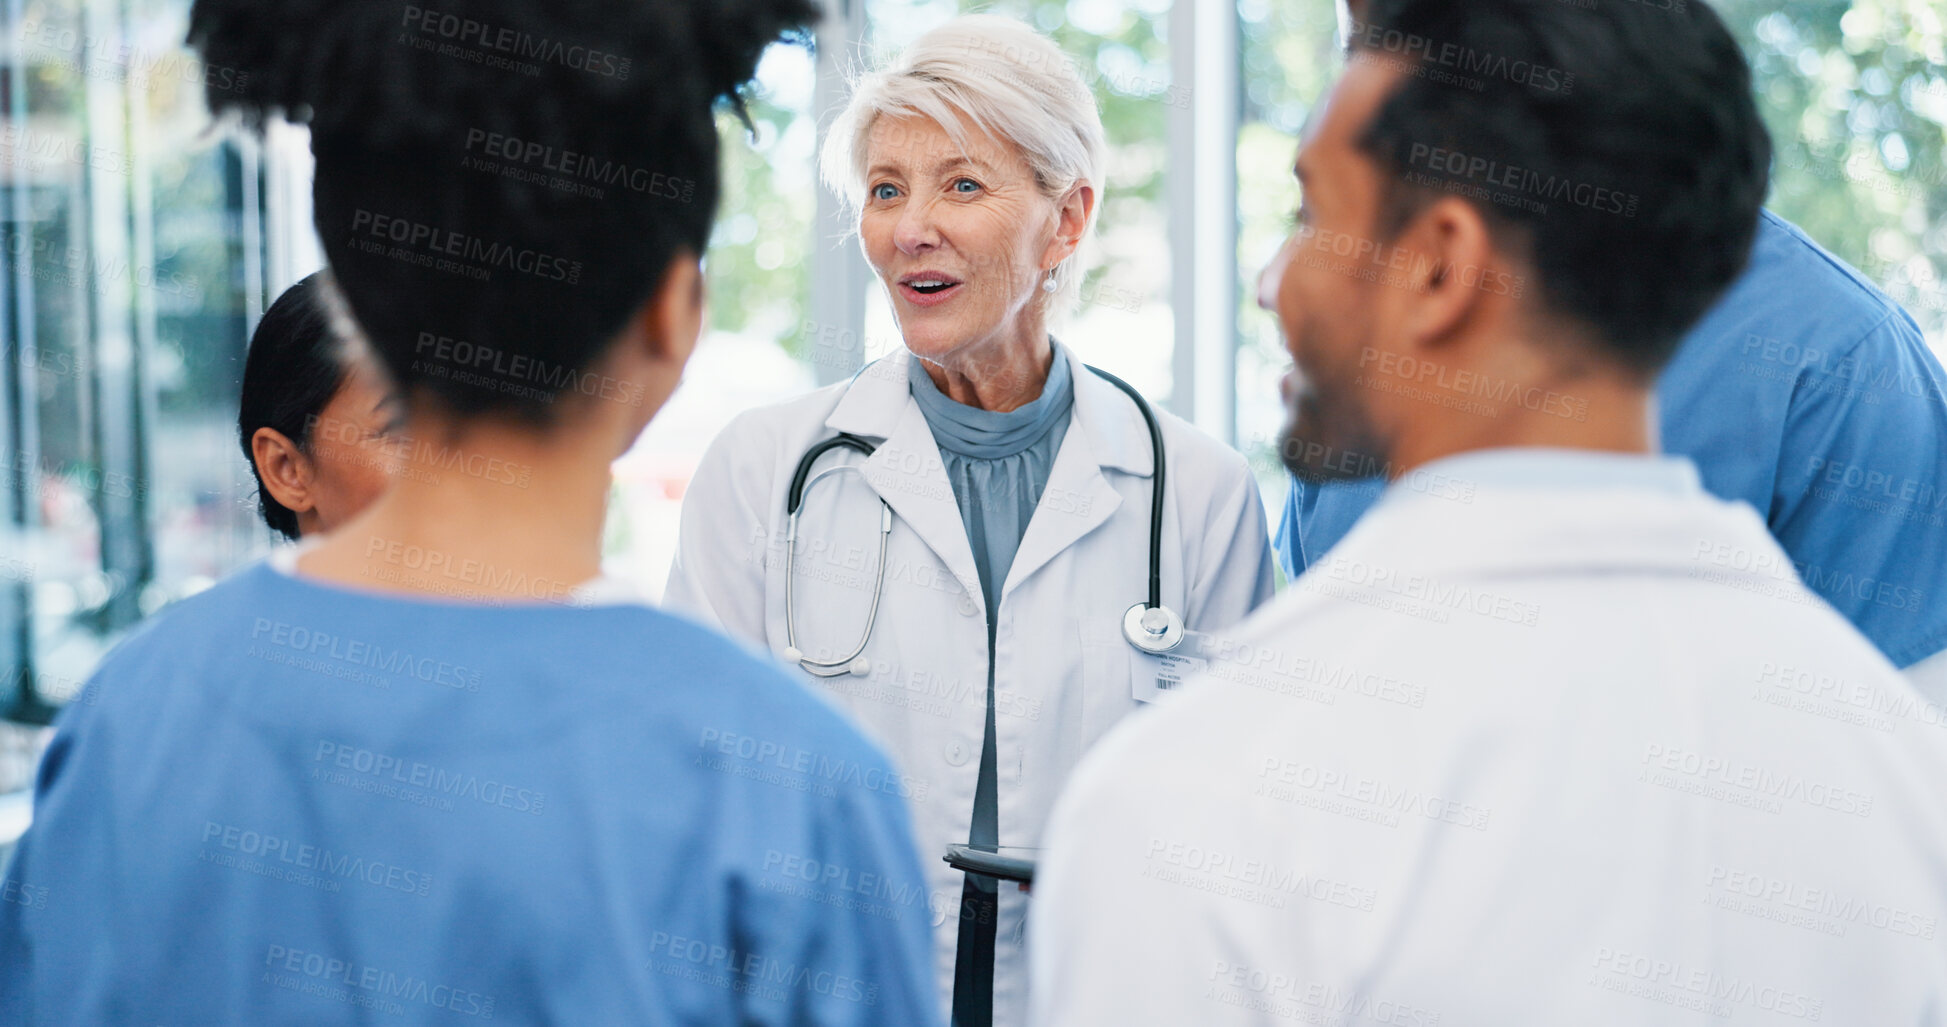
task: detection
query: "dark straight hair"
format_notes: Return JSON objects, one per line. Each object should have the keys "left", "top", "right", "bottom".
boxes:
{"left": 237, "top": 273, "right": 341, "bottom": 540}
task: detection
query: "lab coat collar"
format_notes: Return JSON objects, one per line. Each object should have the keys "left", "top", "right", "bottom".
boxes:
{"left": 824, "top": 341, "right": 1155, "bottom": 478}
{"left": 1320, "top": 458, "right": 1794, "bottom": 587}
{"left": 823, "top": 341, "right": 1155, "bottom": 607}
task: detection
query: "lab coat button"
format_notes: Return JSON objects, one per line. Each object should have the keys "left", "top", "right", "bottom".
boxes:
{"left": 945, "top": 742, "right": 970, "bottom": 766}
{"left": 958, "top": 597, "right": 978, "bottom": 617}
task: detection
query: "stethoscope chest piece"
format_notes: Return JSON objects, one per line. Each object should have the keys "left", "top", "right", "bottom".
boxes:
{"left": 1122, "top": 602, "right": 1185, "bottom": 655}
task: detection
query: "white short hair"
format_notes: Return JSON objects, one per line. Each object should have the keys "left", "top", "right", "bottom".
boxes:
{"left": 820, "top": 15, "right": 1107, "bottom": 310}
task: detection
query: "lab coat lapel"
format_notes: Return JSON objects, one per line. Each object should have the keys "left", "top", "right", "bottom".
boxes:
{"left": 825, "top": 353, "right": 985, "bottom": 604}
{"left": 1000, "top": 351, "right": 1147, "bottom": 603}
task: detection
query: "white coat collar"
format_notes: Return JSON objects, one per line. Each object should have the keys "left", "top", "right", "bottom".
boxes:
{"left": 820, "top": 341, "right": 1157, "bottom": 606}
{"left": 824, "top": 342, "right": 1155, "bottom": 477}
{"left": 1317, "top": 457, "right": 1792, "bottom": 587}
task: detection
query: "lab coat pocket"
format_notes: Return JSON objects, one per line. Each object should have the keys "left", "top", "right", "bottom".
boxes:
{"left": 1078, "top": 615, "right": 1141, "bottom": 749}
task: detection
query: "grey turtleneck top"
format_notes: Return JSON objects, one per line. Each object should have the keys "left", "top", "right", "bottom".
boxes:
{"left": 906, "top": 346, "right": 1076, "bottom": 616}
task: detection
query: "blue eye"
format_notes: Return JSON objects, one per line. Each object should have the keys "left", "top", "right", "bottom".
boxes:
{"left": 872, "top": 183, "right": 901, "bottom": 201}
{"left": 953, "top": 178, "right": 981, "bottom": 194}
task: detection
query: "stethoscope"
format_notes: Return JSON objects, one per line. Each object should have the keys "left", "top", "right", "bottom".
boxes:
{"left": 779, "top": 363, "right": 1184, "bottom": 677}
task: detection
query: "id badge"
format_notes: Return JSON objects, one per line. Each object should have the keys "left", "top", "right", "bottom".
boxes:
{"left": 1129, "top": 633, "right": 1207, "bottom": 703}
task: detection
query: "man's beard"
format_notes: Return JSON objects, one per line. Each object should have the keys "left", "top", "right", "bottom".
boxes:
{"left": 1277, "top": 334, "right": 1392, "bottom": 484}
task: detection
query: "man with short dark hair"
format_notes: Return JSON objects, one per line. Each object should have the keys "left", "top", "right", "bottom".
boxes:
{"left": 1274, "top": 0, "right": 1947, "bottom": 695}
{"left": 1030, "top": 1, "right": 1947, "bottom": 1022}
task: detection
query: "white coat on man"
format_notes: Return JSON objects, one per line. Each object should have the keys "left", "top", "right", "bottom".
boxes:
{"left": 1031, "top": 456, "right": 1947, "bottom": 1026}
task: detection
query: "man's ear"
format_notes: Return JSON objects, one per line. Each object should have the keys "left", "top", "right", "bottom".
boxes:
{"left": 643, "top": 251, "right": 705, "bottom": 365}
{"left": 1043, "top": 183, "right": 1097, "bottom": 270}
{"left": 251, "top": 427, "right": 317, "bottom": 517}
{"left": 1394, "top": 196, "right": 1499, "bottom": 350}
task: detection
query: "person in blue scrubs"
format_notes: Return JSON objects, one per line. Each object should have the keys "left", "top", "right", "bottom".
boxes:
{"left": 1275, "top": 209, "right": 1947, "bottom": 679}
{"left": 0, "top": 0, "right": 940, "bottom": 1024}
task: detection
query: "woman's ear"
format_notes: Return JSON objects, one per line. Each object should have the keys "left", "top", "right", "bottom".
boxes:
{"left": 1044, "top": 182, "right": 1097, "bottom": 268}
{"left": 251, "top": 427, "right": 317, "bottom": 518}
{"left": 645, "top": 252, "right": 705, "bottom": 367}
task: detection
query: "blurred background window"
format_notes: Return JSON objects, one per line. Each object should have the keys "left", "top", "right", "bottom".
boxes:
{"left": 5, "top": 0, "right": 1947, "bottom": 856}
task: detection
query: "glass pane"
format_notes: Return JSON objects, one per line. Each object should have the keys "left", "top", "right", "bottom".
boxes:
{"left": 1233, "top": 0, "right": 1337, "bottom": 498}
{"left": 129, "top": 0, "right": 262, "bottom": 605}
{"left": 8, "top": 0, "right": 113, "bottom": 711}
{"left": 0, "top": 0, "right": 264, "bottom": 732}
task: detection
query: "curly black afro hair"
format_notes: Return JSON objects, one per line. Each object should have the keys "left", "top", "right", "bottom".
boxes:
{"left": 191, "top": 0, "right": 816, "bottom": 422}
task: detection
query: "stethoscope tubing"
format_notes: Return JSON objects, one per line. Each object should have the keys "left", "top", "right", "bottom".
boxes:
{"left": 781, "top": 362, "right": 1176, "bottom": 671}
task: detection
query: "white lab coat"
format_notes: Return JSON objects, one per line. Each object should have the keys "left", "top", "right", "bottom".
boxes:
{"left": 666, "top": 342, "right": 1275, "bottom": 1026}
{"left": 1032, "top": 466, "right": 1947, "bottom": 1026}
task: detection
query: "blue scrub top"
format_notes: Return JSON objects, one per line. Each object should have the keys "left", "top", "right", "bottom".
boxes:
{"left": 0, "top": 563, "right": 940, "bottom": 1025}
{"left": 1275, "top": 210, "right": 1947, "bottom": 668}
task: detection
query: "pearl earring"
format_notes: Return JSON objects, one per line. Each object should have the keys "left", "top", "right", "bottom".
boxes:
{"left": 1043, "top": 271, "right": 1059, "bottom": 294}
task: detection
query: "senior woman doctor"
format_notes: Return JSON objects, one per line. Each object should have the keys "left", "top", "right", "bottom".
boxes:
{"left": 666, "top": 16, "right": 1273, "bottom": 1027}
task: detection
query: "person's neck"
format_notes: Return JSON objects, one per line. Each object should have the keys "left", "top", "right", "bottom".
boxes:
{"left": 297, "top": 417, "right": 616, "bottom": 603}
{"left": 923, "top": 315, "right": 1054, "bottom": 412}
{"left": 1384, "top": 338, "right": 1656, "bottom": 477}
